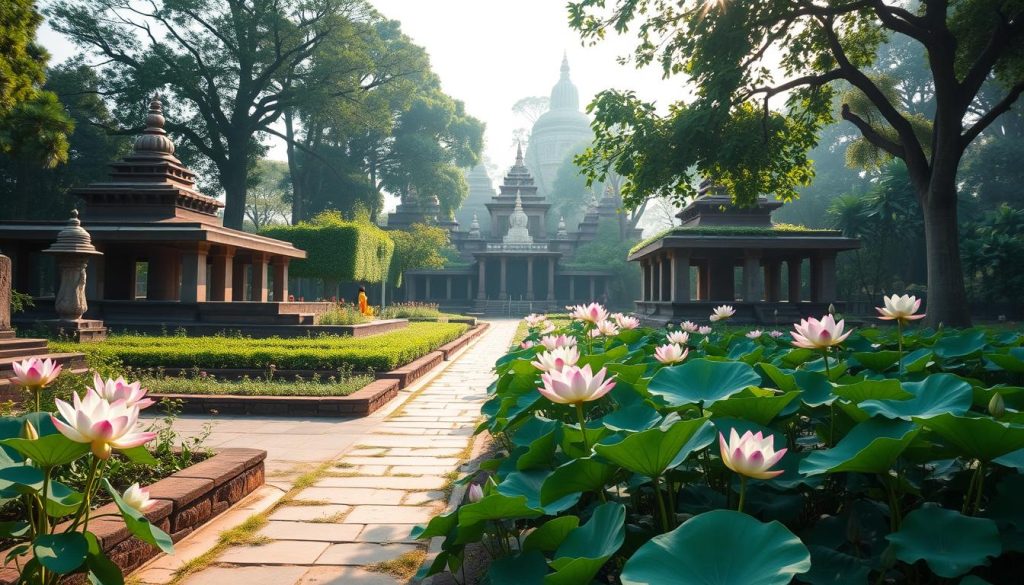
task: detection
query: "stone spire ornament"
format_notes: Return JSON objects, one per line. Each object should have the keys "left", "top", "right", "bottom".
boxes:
{"left": 469, "top": 213, "right": 481, "bottom": 239}
{"left": 42, "top": 211, "right": 107, "bottom": 340}
{"left": 557, "top": 216, "right": 568, "bottom": 239}
{"left": 515, "top": 141, "right": 525, "bottom": 167}
{"left": 503, "top": 191, "right": 533, "bottom": 244}
{"left": 134, "top": 94, "right": 176, "bottom": 156}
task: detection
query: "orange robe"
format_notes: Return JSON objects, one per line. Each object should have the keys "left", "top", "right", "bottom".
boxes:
{"left": 358, "top": 291, "right": 370, "bottom": 315}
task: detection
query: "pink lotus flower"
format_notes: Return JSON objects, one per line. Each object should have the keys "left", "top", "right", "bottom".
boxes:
{"left": 594, "top": 319, "right": 620, "bottom": 337}
{"left": 540, "top": 320, "right": 556, "bottom": 334}
{"left": 51, "top": 390, "right": 157, "bottom": 460}
{"left": 569, "top": 302, "right": 609, "bottom": 324}
{"left": 746, "top": 330, "right": 763, "bottom": 339}
{"left": 122, "top": 483, "right": 156, "bottom": 513}
{"left": 524, "top": 313, "right": 547, "bottom": 327}
{"left": 531, "top": 346, "right": 580, "bottom": 373}
{"left": 709, "top": 305, "right": 735, "bottom": 322}
{"left": 698, "top": 326, "right": 712, "bottom": 335}
{"left": 680, "top": 321, "right": 699, "bottom": 333}
{"left": 876, "top": 294, "right": 925, "bottom": 324}
{"left": 467, "top": 483, "right": 483, "bottom": 503}
{"left": 768, "top": 330, "right": 784, "bottom": 338}
{"left": 520, "top": 341, "right": 535, "bottom": 349}
{"left": 92, "top": 373, "right": 155, "bottom": 410}
{"left": 719, "top": 429, "right": 787, "bottom": 480}
{"left": 791, "top": 314, "right": 853, "bottom": 350}
{"left": 613, "top": 313, "right": 640, "bottom": 330}
{"left": 538, "top": 364, "right": 616, "bottom": 405}
{"left": 666, "top": 330, "right": 690, "bottom": 345}
{"left": 654, "top": 343, "right": 688, "bottom": 364}
{"left": 540, "top": 334, "right": 577, "bottom": 351}
{"left": 11, "top": 358, "right": 62, "bottom": 389}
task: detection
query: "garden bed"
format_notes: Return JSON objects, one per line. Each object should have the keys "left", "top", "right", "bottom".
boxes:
{"left": 0, "top": 448, "right": 266, "bottom": 584}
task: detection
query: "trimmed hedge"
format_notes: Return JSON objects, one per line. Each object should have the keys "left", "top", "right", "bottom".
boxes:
{"left": 52, "top": 323, "right": 468, "bottom": 372}
{"left": 261, "top": 212, "right": 394, "bottom": 283}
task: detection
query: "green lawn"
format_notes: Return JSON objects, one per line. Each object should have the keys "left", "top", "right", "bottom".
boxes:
{"left": 142, "top": 373, "right": 375, "bottom": 397}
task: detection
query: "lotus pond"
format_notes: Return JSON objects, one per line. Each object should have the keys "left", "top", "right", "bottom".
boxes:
{"left": 414, "top": 311, "right": 1024, "bottom": 584}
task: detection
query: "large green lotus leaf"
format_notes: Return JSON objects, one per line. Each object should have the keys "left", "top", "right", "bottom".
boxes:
{"left": 708, "top": 391, "right": 800, "bottom": 426}
{"left": 1, "top": 435, "right": 90, "bottom": 468}
{"left": 0, "top": 464, "right": 44, "bottom": 496}
{"left": 600, "top": 401, "right": 661, "bottom": 432}
{"left": 859, "top": 374, "right": 973, "bottom": 420}
{"left": 801, "top": 545, "right": 871, "bottom": 585}
{"left": 488, "top": 551, "right": 549, "bottom": 585}
{"left": 917, "top": 413, "right": 1024, "bottom": 461}
{"left": 758, "top": 363, "right": 798, "bottom": 391}
{"left": 33, "top": 532, "right": 88, "bottom": 574}
{"left": 620, "top": 510, "right": 810, "bottom": 585}
{"left": 727, "top": 340, "right": 764, "bottom": 365}
{"left": 648, "top": 359, "right": 761, "bottom": 407}
{"left": 851, "top": 351, "right": 901, "bottom": 372}
{"left": 458, "top": 493, "right": 542, "bottom": 526}
{"left": 605, "top": 362, "right": 648, "bottom": 384}
{"left": 971, "top": 385, "right": 1024, "bottom": 410}
{"left": 802, "top": 356, "right": 847, "bottom": 380}
{"left": 833, "top": 379, "right": 912, "bottom": 403}
{"left": 593, "top": 417, "right": 714, "bottom": 478}
{"left": 511, "top": 416, "right": 560, "bottom": 471}
{"left": 993, "top": 447, "right": 1024, "bottom": 470}
{"left": 901, "top": 348, "right": 934, "bottom": 373}
{"left": 44, "top": 480, "right": 84, "bottom": 518}
{"left": 410, "top": 509, "right": 457, "bottom": 540}
{"left": 986, "top": 348, "right": 1024, "bottom": 373}
{"left": 540, "top": 456, "right": 617, "bottom": 505}
{"left": 793, "top": 371, "right": 836, "bottom": 407}
{"left": 886, "top": 505, "right": 1001, "bottom": 578}
{"left": 800, "top": 418, "right": 920, "bottom": 476}
{"left": 578, "top": 345, "right": 629, "bottom": 370}
{"left": 522, "top": 516, "right": 580, "bottom": 552}
{"left": 932, "top": 331, "right": 987, "bottom": 359}
{"left": 545, "top": 502, "right": 625, "bottom": 585}
{"left": 560, "top": 424, "right": 613, "bottom": 459}
{"left": 497, "top": 470, "right": 579, "bottom": 514}
{"left": 781, "top": 348, "right": 819, "bottom": 367}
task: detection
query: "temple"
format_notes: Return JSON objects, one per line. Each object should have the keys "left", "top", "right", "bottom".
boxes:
{"left": 629, "top": 182, "right": 860, "bottom": 325}
{"left": 0, "top": 97, "right": 315, "bottom": 331}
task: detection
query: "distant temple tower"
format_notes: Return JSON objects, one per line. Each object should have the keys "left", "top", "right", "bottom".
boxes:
{"left": 455, "top": 164, "right": 496, "bottom": 236}
{"left": 525, "top": 54, "right": 593, "bottom": 197}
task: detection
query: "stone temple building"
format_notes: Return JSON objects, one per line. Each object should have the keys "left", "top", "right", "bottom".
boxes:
{"left": 524, "top": 55, "right": 593, "bottom": 198}
{"left": 397, "top": 145, "right": 628, "bottom": 314}
{"left": 454, "top": 164, "right": 496, "bottom": 237}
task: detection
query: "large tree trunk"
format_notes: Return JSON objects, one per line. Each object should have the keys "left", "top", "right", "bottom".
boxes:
{"left": 284, "top": 111, "right": 303, "bottom": 224}
{"left": 921, "top": 178, "right": 972, "bottom": 327}
{"left": 221, "top": 165, "right": 248, "bottom": 230}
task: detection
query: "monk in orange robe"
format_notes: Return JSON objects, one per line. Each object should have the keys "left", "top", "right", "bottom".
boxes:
{"left": 358, "top": 286, "right": 371, "bottom": 316}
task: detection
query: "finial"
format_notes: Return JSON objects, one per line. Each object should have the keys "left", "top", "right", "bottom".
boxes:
{"left": 134, "top": 93, "right": 175, "bottom": 155}
{"left": 561, "top": 52, "right": 570, "bottom": 76}
{"left": 515, "top": 141, "right": 524, "bottom": 166}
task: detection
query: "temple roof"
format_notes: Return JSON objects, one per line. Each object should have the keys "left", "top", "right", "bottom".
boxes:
{"left": 550, "top": 53, "right": 580, "bottom": 111}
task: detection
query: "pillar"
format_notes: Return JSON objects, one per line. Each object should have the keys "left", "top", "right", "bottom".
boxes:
{"left": 232, "top": 259, "right": 247, "bottom": 301}
{"left": 742, "top": 252, "right": 763, "bottom": 302}
{"left": 547, "top": 258, "right": 555, "bottom": 301}
{"left": 671, "top": 250, "right": 691, "bottom": 303}
{"left": 425, "top": 276, "right": 432, "bottom": 300}
{"left": 251, "top": 253, "right": 269, "bottom": 302}
{"left": 180, "top": 243, "right": 210, "bottom": 303}
{"left": 272, "top": 258, "right": 289, "bottom": 302}
{"left": 764, "top": 260, "right": 782, "bottom": 302}
{"left": 569, "top": 276, "right": 575, "bottom": 302}
{"left": 477, "top": 260, "right": 487, "bottom": 300}
{"left": 499, "top": 257, "right": 508, "bottom": 298}
{"left": 788, "top": 258, "right": 802, "bottom": 303}
{"left": 708, "top": 257, "right": 735, "bottom": 301}
{"left": 640, "top": 261, "right": 648, "bottom": 301}
{"left": 589, "top": 276, "right": 596, "bottom": 301}
{"left": 810, "top": 253, "right": 837, "bottom": 303}
{"left": 210, "top": 247, "right": 234, "bottom": 302}
{"left": 526, "top": 256, "right": 534, "bottom": 301}
{"left": 466, "top": 277, "right": 473, "bottom": 300}
{"left": 147, "top": 248, "right": 180, "bottom": 301}
{"left": 446, "top": 276, "right": 453, "bottom": 301}
{"left": 406, "top": 275, "right": 416, "bottom": 301}
{"left": 647, "top": 260, "right": 656, "bottom": 301}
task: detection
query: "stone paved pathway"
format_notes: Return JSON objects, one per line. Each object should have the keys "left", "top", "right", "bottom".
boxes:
{"left": 169, "top": 319, "right": 517, "bottom": 585}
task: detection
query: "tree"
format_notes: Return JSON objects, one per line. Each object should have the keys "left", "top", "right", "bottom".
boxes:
{"left": 570, "top": 0, "right": 1024, "bottom": 326}
{"left": 387, "top": 223, "right": 450, "bottom": 288}
{"left": 244, "top": 160, "right": 291, "bottom": 230}
{"left": 50, "top": 0, "right": 366, "bottom": 229}
{"left": 511, "top": 95, "right": 550, "bottom": 143}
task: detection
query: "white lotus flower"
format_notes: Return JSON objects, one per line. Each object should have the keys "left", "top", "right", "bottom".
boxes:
{"left": 654, "top": 343, "right": 688, "bottom": 365}
{"left": 530, "top": 346, "right": 580, "bottom": 373}
{"left": 666, "top": 330, "right": 690, "bottom": 345}
{"left": 709, "top": 305, "right": 735, "bottom": 322}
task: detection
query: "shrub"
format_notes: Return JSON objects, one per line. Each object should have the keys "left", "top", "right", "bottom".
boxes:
{"left": 379, "top": 302, "right": 444, "bottom": 320}
{"left": 316, "top": 303, "right": 371, "bottom": 325}
{"left": 261, "top": 211, "right": 393, "bottom": 283}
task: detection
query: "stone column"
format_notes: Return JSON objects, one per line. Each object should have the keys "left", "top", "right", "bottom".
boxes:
{"left": 477, "top": 260, "right": 487, "bottom": 300}
{"left": 589, "top": 276, "right": 596, "bottom": 301}
{"left": 742, "top": 252, "right": 763, "bottom": 302}
{"left": 232, "top": 259, "right": 247, "bottom": 301}
{"left": 788, "top": 258, "right": 802, "bottom": 303}
{"left": 148, "top": 248, "right": 180, "bottom": 301}
{"left": 764, "top": 260, "right": 782, "bottom": 302}
{"left": 251, "top": 253, "right": 269, "bottom": 302}
{"left": 0, "top": 252, "right": 13, "bottom": 338}
{"left": 425, "top": 276, "right": 432, "bottom": 300}
{"left": 547, "top": 258, "right": 555, "bottom": 301}
{"left": 272, "top": 258, "right": 289, "bottom": 302}
{"left": 180, "top": 243, "right": 210, "bottom": 303}
{"left": 569, "top": 276, "right": 575, "bottom": 302}
{"left": 526, "top": 256, "right": 534, "bottom": 300}
{"left": 671, "top": 250, "right": 691, "bottom": 303}
{"left": 708, "top": 257, "right": 735, "bottom": 301}
{"left": 446, "top": 276, "right": 453, "bottom": 301}
{"left": 86, "top": 253, "right": 104, "bottom": 301}
{"left": 466, "top": 277, "right": 473, "bottom": 300}
{"left": 697, "top": 262, "right": 710, "bottom": 301}
{"left": 647, "top": 261, "right": 656, "bottom": 301}
{"left": 209, "top": 247, "right": 235, "bottom": 302}
{"left": 810, "top": 253, "right": 837, "bottom": 303}
{"left": 640, "top": 261, "right": 648, "bottom": 301}
{"left": 407, "top": 275, "right": 417, "bottom": 301}
{"left": 499, "top": 257, "right": 508, "bottom": 298}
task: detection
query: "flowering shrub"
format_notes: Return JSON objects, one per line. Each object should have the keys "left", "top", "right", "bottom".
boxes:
{"left": 2, "top": 359, "right": 171, "bottom": 583}
{"left": 415, "top": 301, "right": 1024, "bottom": 583}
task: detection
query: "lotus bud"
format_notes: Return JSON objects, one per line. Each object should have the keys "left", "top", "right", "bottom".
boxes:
{"left": 21, "top": 420, "right": 38, "bottom": 441}
{"left": 828, "top": 303, "right": 836, "bottom": 315}
{"left": 467, "top": 483, "right": 483, "bottom": 503}
{"left": 989, "top": 393, "right": 1006, "bottom": 419}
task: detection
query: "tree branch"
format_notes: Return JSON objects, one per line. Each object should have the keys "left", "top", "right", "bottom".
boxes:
{"left": 961, "top": 81, "right": 1024, "bottom": 148}
{"left": 841, "top": 103, "right": 905, "bottom": 158}
{"left": 959, "top": 9, "right": 1024, "bottom": 110}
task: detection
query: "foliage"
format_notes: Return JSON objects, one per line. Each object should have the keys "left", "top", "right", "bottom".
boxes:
{"left": 378, "top": 302, "right": 444, "bottom": 321}
{"left": 630, "top": 224, "right": 832, "bottom": 255}
{"left": 10, "top": 290, "right": 33, "bottom": 315}
{"left": 416, "top": 313, "right": 1024, "bottom": 583}
{"left": 139, "top": 371, "right": 372, "bottom": 397}
{"left": 564, "top": 219, "right": 639, "bottom": 306}
{"left": 316, "top": 303, "right": 371, "bottom": 326}
{"left": 387, "top": 223, "right": 450, "bottom": 288}
{"left": 51, "top": 323, "right": 468, "bottom": 372}
{"left": 244, "top": 160, "right": 291, "bottom": 231}
{"left": 961, "top": 204, "right": 1024, "bottom": 311}
{"left": 261, "top": 211, "right": 394, "bottom": 284}
{"left": 549, "top": 140, "right": 599, "bottom": 232}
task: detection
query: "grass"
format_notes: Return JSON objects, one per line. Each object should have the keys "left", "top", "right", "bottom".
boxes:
{"left": 316, "top": 303, "right": 371, "bottom": 325}
{"left": 366, "top": 549, "right": 427, "bottom": 580}
{"left": 378, "top": 302, "right": 445, "bottom": 320}
{"left": 629, "top": 223, "right": 840, "bottom": 254}
{"left": 511, "top": 317, "right": 572, "bottom": 347}
{"left": 141, "top": 373, "right": 374, "bottom": 397}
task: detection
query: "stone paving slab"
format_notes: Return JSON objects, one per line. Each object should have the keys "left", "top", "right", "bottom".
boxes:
{"left": 217, "top": 540, "right": 329, "bottom": 565}
{"left": 260, "top": 521, "right": 364, "bottom": 542}
{"left": 269, "top": 504, "right": 351, "bottom": 522}
{"left": 343, "top": 505, "right": 436, "bottom": 525}
{"left": 294, "top": 487, "right": 406, "bottom": 505}
{"left": 297, "top": 566, "right": 401, "bottom": 584}
{"left": 315, "top": 543, "right": 418, "bottom": 565}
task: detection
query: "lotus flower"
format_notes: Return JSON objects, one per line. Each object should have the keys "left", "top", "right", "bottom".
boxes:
{"left": 719, "top": 429, "right": 787, "bottom": 480}
{"left": 467, "top": 483, "right": 483, "bottom": 503}
{"left": 540, "top": 320, "right": 556, "bottom": 334}
{"left": 709, "top": 305, "right": 735, "bottom": 322}
{"left": 538, "top": 364, "right": 616, "bottom": 405}
{"left": 569, "top": 302, "right": 609, "bottom": 324}
{"left": 594, "top": 319, "right": 620, "bottom": 337}
{"left": 519, "top": 341, "right": 535, "bottom": 349}
{"left": 92, "top": 373, "right": 155, "bottom": 410}
{"left": 11, "top": 358, "right": 62, "bottom": 389}
{"left": 51, "top": 390, "right": 157, "bottom": 459}
{"left": 654, "top": 343, "right": 688, "bottom": 365}
{"left": 698, "top": 326, "right": 712, "bottom": 335}
{"left": 790, "top": 314, "right": 853, "bottom": 350}
{"left": 540, "top": 334, "right": 576, "bottom": 351}
{"left": 680, "top": 321, "right": 699, "bottom": 333}
{"left": 122, "top": 483, "right": 156, "bottom": 514}
{"left": 768, "top": 330, "right": 784, "bottom": 338}
{"left": 746, "top": 330, "right": 763, "bottom": 339}
{"left": 666, "top": 330, "right": 690, "bottom": 345}
{"left": 531, "top": 346, "right": 580, "bottom": 373}
{"left": 613, "top": 313, "right": 640, "bottom": 330}
{"left": 524, "top": 313, "right": 547, "bottom": 327}
{"left": 876, "top": 294, "right": 925, "bottom": 324}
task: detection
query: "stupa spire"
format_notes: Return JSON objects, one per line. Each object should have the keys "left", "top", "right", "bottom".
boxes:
{"left": 134, "top": 94, "right": 176, "bottom": 156}
{"left": 515, "top": 141, "right": 524, "bottom": 166}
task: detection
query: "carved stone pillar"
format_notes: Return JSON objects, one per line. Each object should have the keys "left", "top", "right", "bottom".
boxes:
{"left": 526, "top": 256, "right": 534, "bottom": 301}
{"left": 788, "top": 258, "right": 802, "bottom": 303}
{"left": 670, "top": 250, "right": 691, "bottom": 303}
{"left": 0, "top": 252, "right": 12, "bottom": 338}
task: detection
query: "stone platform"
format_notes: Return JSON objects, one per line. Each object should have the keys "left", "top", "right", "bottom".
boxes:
{"left": 0, "top": 337, "right": 89, "bottom": 400}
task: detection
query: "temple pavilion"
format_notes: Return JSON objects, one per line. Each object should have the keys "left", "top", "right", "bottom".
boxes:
{"left": 0, "top": 97, "right": 312, "bottom": 330}
{"left": 629, "top": 182, "right": 860, "bottom": 325}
